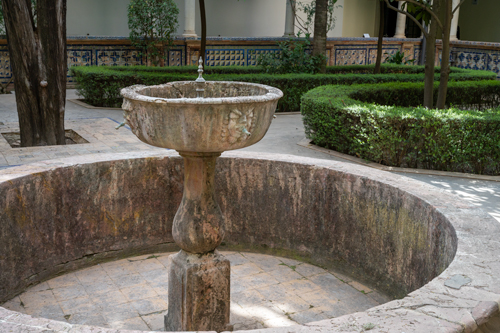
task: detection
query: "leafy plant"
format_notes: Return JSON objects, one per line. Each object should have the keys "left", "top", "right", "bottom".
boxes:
{"left": 256, "top": 33, "right": 325, "bottom": 74}
{"left": 384, "top": 51, "right": 415, "bottom": 65}
{"left": 127, "top": 0, "right": 179, "bottom": 67}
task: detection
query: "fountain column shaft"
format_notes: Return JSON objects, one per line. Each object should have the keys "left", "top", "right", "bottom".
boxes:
{"left": 165, "top": 151, "right": 231, "bottom": 332}
{"left": 173, "top": 152, "right": 225, "bottom": 254}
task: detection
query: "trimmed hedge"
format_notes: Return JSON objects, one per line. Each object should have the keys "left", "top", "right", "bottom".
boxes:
{"left": 301, "top": 80, "right": 500, "bottom": 175}
{"left": 70, "top": 65, "right": 496, "bottom": 111}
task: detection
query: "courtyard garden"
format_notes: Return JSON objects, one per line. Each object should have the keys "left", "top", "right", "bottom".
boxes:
{"left": 71, "top": 63, "right": 500, "bottom": 176}
{"left": 1, "top": 0, "right": 500, "bottom": 332}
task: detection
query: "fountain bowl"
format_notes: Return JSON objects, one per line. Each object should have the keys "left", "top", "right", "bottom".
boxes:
{"left": 121, "top": 81, "right": 283, "bottom": 153}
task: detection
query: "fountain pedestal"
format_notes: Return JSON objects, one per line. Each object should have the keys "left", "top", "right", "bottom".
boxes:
{"left": 165, "top": 151, "right": 231, "bottom": 331}
{"left": 165, "top": 250, "right": 230, "bottom": 332}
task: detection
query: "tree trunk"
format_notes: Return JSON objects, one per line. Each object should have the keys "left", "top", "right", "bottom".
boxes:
{"left": 312, "top": 0, "right": 328, "bottom": 73}
{"left": 160, "top": 42, "right": 165, "bottom": 67}
{"left": 199, "top": 0, "right": 206, "bottom": 68}
{"left": 2, "top": 0, "right": 67, "bottom": 147}
{"left": 436, "top": 0, "right": 452, "bottom": 109}
{"left": 374, "top": 1, "right": 385, "bottom": 74}
{"left": 423, "top": 1, "right": 440, "bottom": 109}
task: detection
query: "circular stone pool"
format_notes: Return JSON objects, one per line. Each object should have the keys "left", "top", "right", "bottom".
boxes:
{"left": 0, "top": 151, "right": 499, "bottom": 332}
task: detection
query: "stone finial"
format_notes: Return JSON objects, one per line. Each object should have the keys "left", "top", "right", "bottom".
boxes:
{"left": 195, "top": 57, "right": 205, "bottom": 98}
{"left": 195, "top": 56, "right": 205, "bottom": 83}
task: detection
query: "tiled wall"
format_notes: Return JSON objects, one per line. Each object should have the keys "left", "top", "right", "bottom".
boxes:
{"left": 0, "top": 37, "right": 498, "bottom": 85}
{"left": 65, "top": 44, "right": 186, "bottom": 83}
{"left": 452, "top": 43, "right": 500, "bottom": 76}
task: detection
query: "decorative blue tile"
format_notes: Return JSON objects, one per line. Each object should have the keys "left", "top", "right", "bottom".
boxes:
{"left": 0, "top": 48, "right": 12, "bottom": 81}
{"left": 247, "top": 48, "right": 280, "bottom": 66}
{"left": 334, "top": 46, "right": 368, "bottom": 65}
{"left": 206, "top": 48, "right": 245, "bottom": 66}
{"left": 95, "top": 48, "right": 142, "bottom": 66}
{"left": 368, "top": 46, "right": 400, "bottom": 64}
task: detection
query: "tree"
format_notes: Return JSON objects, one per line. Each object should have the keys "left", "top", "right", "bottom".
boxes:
{"left": 128, "top": 0, "right": 179, "bottom": 67}
{"left": 293, "top": 0, "right": 339, "bottom": 73}
{"left": 374, "top": 0, "right": 385, "bottom": 74}
{"left": 312, "top": 0, "right": 328, "bottom": 73}
{"left": 1, "top": 0, "right": 67, "bottom": 147}
{"left": 384, "top": 0, "right": 465, "bottom": 109}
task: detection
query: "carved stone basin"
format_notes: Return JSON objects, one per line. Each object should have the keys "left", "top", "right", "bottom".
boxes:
{"left": 121, "top": 81, "right": 283, "bottom": 153}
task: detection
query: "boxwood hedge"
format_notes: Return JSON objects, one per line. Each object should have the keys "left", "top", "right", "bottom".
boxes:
{"left": 70, "top": 64, "right": 496, "bottom": 111}
{"left": 301, "top": 80, "right": 500, "bottom": 175}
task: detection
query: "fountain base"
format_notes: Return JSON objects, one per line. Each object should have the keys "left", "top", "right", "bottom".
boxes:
{"left": 164, "top": 250, "right": 231, "bottom": 332}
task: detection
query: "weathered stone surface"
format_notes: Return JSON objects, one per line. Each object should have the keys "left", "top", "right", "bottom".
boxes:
{"left": 172, "top": 152, "right": 224, "bottom": 254}
{"left": 121, "top": 81, "right": 282, "bottom": 153}
{"left": 0, "top": 152, "right": 181, "bottom": 302}
{"left": 0, "top": 151, "right": 499, "bottom": 332}
{"left": 165, "top": 250, "right": 230, "bottom": 332}
{"left": 472, "top": 301, "right": 499, "bottom": 326}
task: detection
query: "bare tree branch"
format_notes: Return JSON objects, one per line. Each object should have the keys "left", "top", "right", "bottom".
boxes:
{"left": 290, "top": 0, "right": 311, "bottom": 35}
{"left": 384, "top": 0, "right": 428, "bottom": 38}
{"left": 391, "top": 0, "right": 443, "bottom": 31}
{"left": 452, "top": 0, "right": 465, "bottom": 15}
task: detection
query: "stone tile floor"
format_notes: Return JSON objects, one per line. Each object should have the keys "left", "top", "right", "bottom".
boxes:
{"left": 1, "top": 251, "right": 389, "bottom": 331}
{"left": 0, "top": 118, "right": 165, "bottom": 169}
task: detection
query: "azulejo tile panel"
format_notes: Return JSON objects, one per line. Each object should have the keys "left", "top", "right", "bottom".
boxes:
{"left": 96, "top": 48, "right": 142, "bottom": 67}
{"left": 0, "top": 47, "right": 12, "bottom": 81}
{"left": 453, "top": 48, "right": 491, "bottom": 72}
{"left": 247, "top": 48, "right": 281, "bottom": 66}
{"left": 413, "top": 47, "right": 421, "bottom": 64}
{"left": 487, "top": 53, "right": 500, "bottom": 75}
{"left": 190, "top": 50, "right": 200, "bottom": 66}
{"left": 67, "top": 48, "right": 93, "bottom": 67}
{"left": 367, "top": 47, "right": 400, "bottom": 64}
{"left": 168, "top": 49, "right": 183, "bottom": 66}
{"left": 335, "top": 47, "right": 367, "bottom": 66}
{"left": 206, "top": 48, "right": 246, "bottom": 67}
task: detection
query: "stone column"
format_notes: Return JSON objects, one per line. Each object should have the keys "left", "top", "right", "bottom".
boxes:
{"left": 394, "top": 1, "right": 407, "bottom": 38}
{"left": 450, "top": 0, "right": 460, "bottom": 41}
{"left": 164, "top": 151, "right": 231, "bottom": 332}
{"left": 183, "top": 0, "right": 197, "bottom": 37}
{"left": 283, "top": 0, "right": 295, "bottom": 37}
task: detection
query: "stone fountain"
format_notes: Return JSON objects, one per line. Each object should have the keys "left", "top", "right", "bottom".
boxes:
{"left": 120, "top": 59, "right": 283, "bottom": 332}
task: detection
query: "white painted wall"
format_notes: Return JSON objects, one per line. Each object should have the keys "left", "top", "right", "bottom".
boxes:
{"left": 67, "top": 0, "right": 133, "bottom": 36}
{"left": 66, "top": 0, "right": 344, "bottom": 38}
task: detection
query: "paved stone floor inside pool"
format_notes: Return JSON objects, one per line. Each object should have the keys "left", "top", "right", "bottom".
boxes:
{"left": 1, "top": 251, "right": 391, "bottom": 331}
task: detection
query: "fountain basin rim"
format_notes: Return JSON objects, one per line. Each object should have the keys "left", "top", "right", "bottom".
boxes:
{"left": 120, "top": 81, "right": 284, "bottom": 105}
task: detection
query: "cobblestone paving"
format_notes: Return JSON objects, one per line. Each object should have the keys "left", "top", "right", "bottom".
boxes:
{"left": 1, "top": 252, "right": 390, "bottom": 331}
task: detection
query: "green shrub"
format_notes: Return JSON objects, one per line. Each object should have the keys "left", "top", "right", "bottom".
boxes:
{"left": 384, "top": 51, "right": 415, "bottom": 65}
{"left": 70, "top": 65, "right": 496, "bottom": 110}
{"left": 301, "top": 80, "right": 500, "bottom": 175}
{"left": 257, "top": 35, "right": 325, "bottom": 74}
